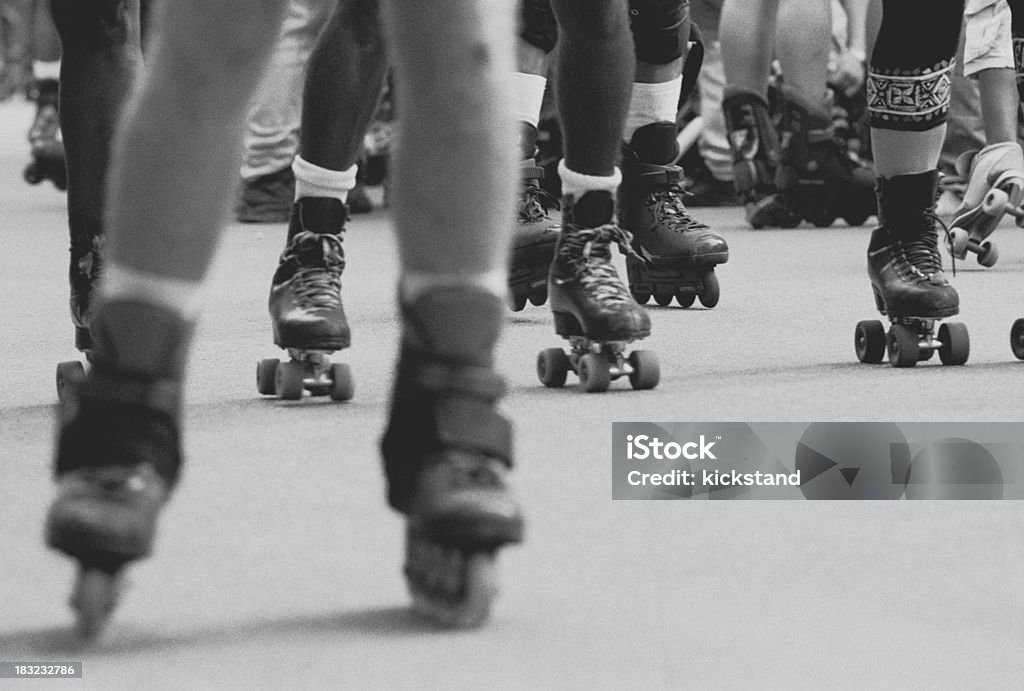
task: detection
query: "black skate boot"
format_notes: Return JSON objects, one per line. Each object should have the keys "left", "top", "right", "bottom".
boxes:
{"left": 381, "top": 287, "right": 524, "bottom": 627}
{"left": 46, "top": 300, "right": 189, "bottom": 638}
{"left": 855, "top": 171, "right": 969, "bottom": 367}
{"left": 23, "top": 78, "right": 66, "bottom": 191}
{"left": 259, "top": 197, "right": 353, "bottom": 401}
{"left": 619, "top": 122, "right": 728, "bottom": 309}
{"left": 509, "top": 157, "right": 559, "bottom": 311}
{"left": 538, "top": 190, "right": 660, "bottom": 392}
{"left": 722, "top": 86, "right": 801, "bottom": 229}
{"left": 776, "top": 84, "right": 876, "bottom": 227}
{"left": 56, "top": 215, "right": 104, "bottom": 401}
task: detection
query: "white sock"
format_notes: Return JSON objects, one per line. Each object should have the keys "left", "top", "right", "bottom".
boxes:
{"left": 400, "top": 270, "right": 507, "bottom": 304}
{"left": 558, "top": 161, "right": 622, "bottom": 200}
{"left": 99, "top": 262, "right": 205, "bottom": 321}
{"left": 33, "top": 60, "right": 61, "bottom": 81}
{"left": 623, "top": 76, "right": 683, "bottom": 142}
{"left": 513, "top": 72, "right": 547, "bottom": 130}
{"left": 292, "top": 156, "right": 357, "bottom": 203}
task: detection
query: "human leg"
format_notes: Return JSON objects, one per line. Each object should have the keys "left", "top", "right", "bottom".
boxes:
{"left": 47, "top": 0, "right": 290, "bottom": 637}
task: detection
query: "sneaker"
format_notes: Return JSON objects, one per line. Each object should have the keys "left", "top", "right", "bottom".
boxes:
{"left": 235, "top": 167, "right": 295, "bottom": 223}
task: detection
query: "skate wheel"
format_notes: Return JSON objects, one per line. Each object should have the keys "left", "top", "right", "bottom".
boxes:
{"left": 71, "top": 567, "right": 121, "bottom": 639}
{"left": 537, "top": 348, "right": 569, "bottom": 388}
{"left": 628, "top": 350, "right": 660, "bottom": 390}
{"left": 23, "top": 165, "right": 42, "bottom": 185}
{"left": 256, "top": 358, "right": 279, "bottom": 396}
{"left": 528, "top": 288, "right": 547, "bottom": 307}
{"left": 676, "top": 291, "right": 697, "bottom": 308}
{"left": 938, "top": 322, "right": 970, "bottom": 366}
{"left": 329, "top": 363, "right": 355, "bottom": 401}
{"left": 56, "top": 360, "right": 86, "bottom": 401}
{"left": 886, "top": 325, "right": 919, "bottom": 368}
{"left": 631, "top": 290, "right": 651, "bottom": 305}
{"left": 982, "top": 187, "right": 1009, "bottom": 216}
{"left": 843, "top": 211, "right": 870, "bottom": 227}
{"left": 854, "top": 320, "right": 886, "bottom": 364}
{"left": 578, "top": 353, "right": 611, "bottom": 393}
{"left": 699, "top": 271, "right": 720, "bottom": 308}
{"left": 1011, "top": 319, "right": 1024, "bottom": 360}
{"left": 948, "top": 228, "right": 969, "bottom": 257}
{"left": 405, "top": 534, "right": 497, "bottom": 628}
{"left": 275, "top": 361, "right": 305, "bottom": 400}
{"left": 509, "top": 293, "right": 528, "bottom": 312}
{"left": 807, "top": 209, "right": 836, "bottom": 228}
{"left": 653, "top": 293, "right": 673, "bottom": 307}
{"left": 977, "top": 241, "right": 999, "bottom": 267}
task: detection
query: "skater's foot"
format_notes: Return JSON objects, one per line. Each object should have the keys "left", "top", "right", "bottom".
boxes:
{"left": 382, "top": 287, "right": 523, "bottom": 626}
{"left": 868, "top": 171, "right": 958, "bottom": 319}
{"left": 509, "top": 159, "right": 559, "bottom": 310}
{"left": 269, "top": 198, "right": 350, "bottom": 350}
{"left": 549, "top": 191, "right": 650, "bottom": 342}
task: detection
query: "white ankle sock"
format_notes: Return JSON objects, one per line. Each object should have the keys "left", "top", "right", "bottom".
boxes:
{"left": 558, "top": 161, "right": 622, "bottom": 199}
{"left": 513, "top": 72, "right": 547, "bottom": 129}
{"left": 99, "top": 262, "right": 205, "bottom": 321}
{"left": 33, "top": 60, "right": 61, "bottom": 81}
{"left": 623, "top": 76, "right": 683, "bottom": 142}
{"left": 292, "top": 156, "right": 357, "bottom": 203}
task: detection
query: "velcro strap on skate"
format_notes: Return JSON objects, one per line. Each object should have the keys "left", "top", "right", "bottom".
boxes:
{"left": 636, "top": 163, "right": 683, "bottom": 187}
{"left": 75, "top": 375, "right": 182, "bottom": 417}
{"left": 409, "top": 363, "right": 507, "bottom": 401}
{"left": 433, "top": 398, "right": 514, "bottom": 465}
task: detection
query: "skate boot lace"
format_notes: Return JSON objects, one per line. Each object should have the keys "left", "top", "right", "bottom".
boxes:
{"left": 71, "top": 233, "right": 103, "bottom": 284}
{"left": 895, "top": 208, "right": 955, "bottom": 280}
{"left": 561, "top": 225, "right": 640, "bottom": 305}
{"left": 441, "top": 453, "right": 506, "bottom": 490}
{"left": 647, "top": 183, "right": 711, "bottom": 235}
{"left": 517, "top": 181, "right": 560, "bottom": 224}
{"left": 285, "top": 233, "right": 345, "bottom": 309}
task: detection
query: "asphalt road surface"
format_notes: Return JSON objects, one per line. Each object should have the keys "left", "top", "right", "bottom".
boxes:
{"left": 1, "top": 98, "right": 1021, "bottom": 689}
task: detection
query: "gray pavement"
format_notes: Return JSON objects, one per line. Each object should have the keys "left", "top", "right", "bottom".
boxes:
{"left": 0, "top": 98, "right": 1021, "bottom": 689}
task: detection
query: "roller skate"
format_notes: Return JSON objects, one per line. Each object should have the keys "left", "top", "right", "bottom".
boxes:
{"left": 618, "top": 122, "right": 727, "bottom": 309}
{"left": 46, "top": 301, "right": 186, "bottom": 638}
{"left": 775, "top": 85, "right": 876, "bottom": 227}
{"left": 509, "top": 158, "right": 559, "bottom": 311}
{"left": 537, "top": 190, "right": 660, "bottom": 392}
{"left": 381, "top": 287, "right": 524, "bottom": 626}
{"left": 258, "top": 197, "right": 353, "bottom": 401}
{"left": 946, "top": 142, "right": 1024, "bottom": 267}
{"left": 23, "top": 78, "right": 66, "bottom": 191}
{"left": 56, "top": 216, "right": 103, "bottom": 401}
{"left": 855, "top": 171, "right": 969, "bottom": 368}
{"left": 722, "top": 86, "right": 801, "bottom": 229}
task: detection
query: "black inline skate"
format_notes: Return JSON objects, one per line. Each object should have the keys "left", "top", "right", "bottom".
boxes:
{"left": 509, "top": 156, "right": 560, "bottom": 311}
{"left": 775, "top": 84, "right": 876, "bottom": 227}
{"left": 722, "top": 86, "right": 801, "bottom": 229}
{"left": 47, "top": 301, "right": 188, "bottom": 638}
{"left": 618, "top": 122, "right": 728, "bottom": 308}
{"left": 381, "top": 287, "right": 524, "bottom": 626}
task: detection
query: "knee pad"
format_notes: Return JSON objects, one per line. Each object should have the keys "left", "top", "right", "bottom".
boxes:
{"left": 520, "top": 0, "right": 558, "bottom": 54}
{"left": 867, "top": 59, "right": 955, "bottom": 132}
{"left": 628, "top": 0, "right": 687, "bottom": 65}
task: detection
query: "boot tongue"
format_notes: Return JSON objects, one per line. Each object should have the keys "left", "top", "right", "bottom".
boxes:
{"left": 626, "top": 122, "right": 680, "bottom": 165}
{"left": 291, "top": 231, "right": 342, "bottom": 269}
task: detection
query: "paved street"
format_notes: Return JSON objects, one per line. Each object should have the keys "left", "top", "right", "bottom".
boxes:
{"left": 0, "top": 98, "right": 1021, "bottom": 689}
